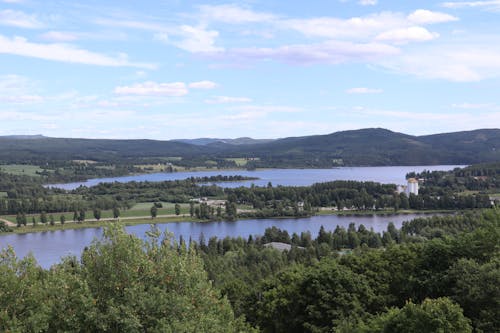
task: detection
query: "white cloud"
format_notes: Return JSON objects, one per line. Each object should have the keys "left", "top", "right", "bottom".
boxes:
{"left": 0, "top": 34, "right": 155, "bottom": 68}
{"left": 0, "top": 9, "right": 43, "bottom": 29}
{"left": 188, "top": 80, "right": 218, "bottom": 89}
{"left": 153, "top": 32, "right": 169, "bottom": 43}
{"left": 94, "top": 18, "right": 167, "bottom": 32}
{"left": 282, "top": 12, "right": 408, "bottom": 40}
{"left": 452, "top": 102, "right": 497, "bottom": 109}
{"left": 212, "top": 40, "right": 400, "bottom": 65}
{"left": 407, "top": 9, "right": 459, "bottom": 24}
{"left": 174, "top": 25, "right": 222, "bottom": 53}
{"left": 0, "top": 74, "right": 43, "bottom": 103}
{"left": 40, "top": 31, "right": 79, "bottom": 42}
{"left": 231, "top": 105, "right": 303, "bottom": 113}
{"left": 375, "top": 26, "right": 439, "bottom": 44}
{"left": 198, "top": 4, "right": 276, "bottom": 24}
{"left": 97, "top": 17, "right": 222, "bottom": 54}
{"left": 281, "top": 10, "right": 456, "bottom": 42}
{"left": 220, "top": 111, "right": 267, "bottom": 121}
{"left": 0, "top": 95, "right": 43, "bottom": 103}
{"left": 346, "top": 87, "right": 383, "bottom": 94}
{"left": 442, "top": 1, "right": 500, "bottom": 10}
{"left": 0, "top": 74, "right": 33, "bottom": 92}
{"left": 204, "top": 96, "right": 252, "bottom": 104}
{"left": 359, "top": 0, "right": 378, "bottom": 5}
{"left": 378, "top": 43, "right": 500, "bottom": 81}
{"left": 114, "top": 81, "right": 188, "bottom": 96}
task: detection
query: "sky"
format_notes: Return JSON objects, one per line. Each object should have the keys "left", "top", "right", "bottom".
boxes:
{"left": 1, "top": 0, "right": 500, "bottom": 139}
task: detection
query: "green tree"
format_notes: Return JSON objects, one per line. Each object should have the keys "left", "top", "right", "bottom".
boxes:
{"left": 59, "top": 215, "right": 65, "bottom": 225}
{"left": 93, "top": 208, "right": 101, "bottom": 221}
{"left": 349, "top": 298, "right": 472, "bottom": 333}
{"left": 190, "top": 201, "right": 195, "bottom": 217}
{"left": 112, "top": 206, "right": 120, "bottom": 219}
{"left": 80, "top": 225, "right": 249, "bottom": 332}
{"left": 49, "top": 215, "right": 55, "bottom": 226}
{"left": 255, "top": 258, "right": 374, "bottom": 333}
{"left": 16, "top": 213, "right": 22, "bottom": 227}
{"left": 150, "top": 205, "right": 158, "bottom": 218}
{"left": 40, "top": 212, "right": 48, "bottom": 224}
{"left": 0, "top": 225, "right": 252, "bottom": 332}
{"left": 78, "top": 209, "right": 85, "bottom": 222}
{"left": 447, "top": 258, "right": 500, "bottom": 332}
{"left": 174, "top": 203, "right": 181, "bottom": 216}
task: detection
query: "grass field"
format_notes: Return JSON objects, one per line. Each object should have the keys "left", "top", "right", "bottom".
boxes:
{"left": 1, "top": 202, "right": 192, "bottom": 223}
{"left": 0, "top": 164, "right": 47, "bottom": 177}
{"left": 2, "top": 215, "right": 202, "bottom": 235}
{"left": 224, "top": 157, "right": 260, "bottom": 166}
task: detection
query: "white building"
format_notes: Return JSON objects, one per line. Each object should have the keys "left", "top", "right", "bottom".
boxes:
{"left": 406, "top": 178, "right": 419, "bottom": 196}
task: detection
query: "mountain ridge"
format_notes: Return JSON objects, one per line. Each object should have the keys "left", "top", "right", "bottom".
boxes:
{"left": 0, "top": 128, "right": 498, "bottom": 166}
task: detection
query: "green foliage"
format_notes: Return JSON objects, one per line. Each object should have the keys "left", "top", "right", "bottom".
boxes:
{"left": 254, "top": 259, "right": 375, "bottom": 333}
{"left": 198, "top": 209, "right": 499, "bottom": 332}
{"left": 348, "top": 298, "right": 472, "bottom": 333}
{"left": 0, "top": 225, "right": 252, "bottom": 332}
{"left": 150, "top": 205, "right": 158, "bottom": 218}
{"left": 0, "top": 221, "right": 13, "bottom": 232}
{"left": 447, "top": 258, "right": 500, "bottom": 332}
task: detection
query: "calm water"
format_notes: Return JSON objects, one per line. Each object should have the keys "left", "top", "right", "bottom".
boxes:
{"left": 47, "top": 165, "right": 463, "bottom": 190}
{"left": 1, "top": 213, "right": 439, "bottom": 268}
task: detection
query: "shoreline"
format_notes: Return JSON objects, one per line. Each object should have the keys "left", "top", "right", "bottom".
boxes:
{"left": 0, "top": 209, "right": 461, "bottom": 236}
{"left": 43, "top": 168, "right": 266, "bottom": 188}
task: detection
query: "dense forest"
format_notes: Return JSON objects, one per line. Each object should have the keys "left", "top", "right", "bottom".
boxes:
{"left": 1, "top": 128, "right": 499, "bottom": 167}
{"left": 408, "top": 162, "right": 500, "bottom": 193}
{"left": 1, "top": 209, "right": 498, "bottom": 332}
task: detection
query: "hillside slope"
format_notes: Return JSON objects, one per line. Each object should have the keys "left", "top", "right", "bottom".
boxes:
{"left": 0, "top": 128, "right": 498, "bottom": 166}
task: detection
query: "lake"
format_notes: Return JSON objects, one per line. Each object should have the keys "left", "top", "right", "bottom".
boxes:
{"left": 0, "top": 213, "right": 441, "bottom": 268}
{"left": 7, "top": 165, "right": 462, "bottom": 268}
{"left": 46, "top": 165, "right": 464, "bottom": 190}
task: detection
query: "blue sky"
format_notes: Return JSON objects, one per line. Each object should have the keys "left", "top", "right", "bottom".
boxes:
{"left": 1, "top": 0, "right": 500, "bottom": 139}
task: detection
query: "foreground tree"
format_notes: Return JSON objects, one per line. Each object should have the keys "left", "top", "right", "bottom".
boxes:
{"left": 345, "top": 297, "right": 472, "bottom": 333}
{"left": 255, "top": 259, "right": 375, "bottom": 333}
{"left": 0, "top": 225, "right": 253, "bottom": 332}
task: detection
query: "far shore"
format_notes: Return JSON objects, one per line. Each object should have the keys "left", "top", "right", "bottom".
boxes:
{"left": 0, "top": 209, "right": 460, "bottom": 236}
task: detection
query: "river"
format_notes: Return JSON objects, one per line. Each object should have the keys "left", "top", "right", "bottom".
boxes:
{"left": 46, "top": 165, "right": 464, "bottom": 190}
{"left": 0, "top": 213, "right": 441, "bottom": 268}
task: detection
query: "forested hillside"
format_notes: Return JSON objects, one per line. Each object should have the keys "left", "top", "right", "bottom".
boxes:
{"left": 1, "top": 128, "right": 499, "bottom": 166}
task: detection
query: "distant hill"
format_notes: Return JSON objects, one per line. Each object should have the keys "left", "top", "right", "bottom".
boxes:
{"left": 0, "top": 137, "right": 208, "bottom": 163}
{"left": 0, "top": 134, "right": 46, "bottom": 140}
{"left": 173, "top": 137, "right": 275, "bottom": 146}
{"left": 0, "top": 128, "right": 499, "bottom": 166}
{"left": 223, "top": 128, "right": 500, "bottom": 166}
